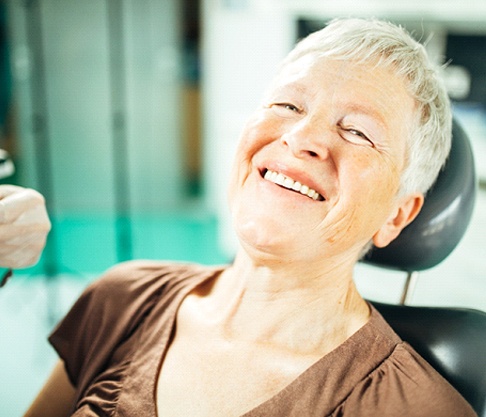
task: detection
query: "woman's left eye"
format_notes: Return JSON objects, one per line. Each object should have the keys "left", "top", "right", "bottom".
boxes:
{"left": 343, "top": 128, "right": 374, "bottom": 146}
{"left": 349, "top": 129, "right": 367, "bottom": 139}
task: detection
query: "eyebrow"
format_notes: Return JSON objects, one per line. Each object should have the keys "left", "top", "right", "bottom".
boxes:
{"left": 341, "top": 103, "right": 388, "bottom": 131}
{"left": 272, "top": 82, "right": 310, "bottom": 97}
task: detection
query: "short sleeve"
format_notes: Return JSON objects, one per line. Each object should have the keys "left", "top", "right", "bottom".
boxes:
{"left": 48, "top": 260, "right": 188, "bottom": 391}
{"left": 334, "top": 343, "right": 477, "bottom": 417}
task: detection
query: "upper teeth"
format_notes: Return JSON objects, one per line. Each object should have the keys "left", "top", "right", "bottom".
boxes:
{"left": 263, "top": 169, "right": 323, "bottom": 201}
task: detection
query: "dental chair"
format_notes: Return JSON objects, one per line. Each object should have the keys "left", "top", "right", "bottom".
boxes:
{"left": 363, "top": 119, "right": 486, "bottom": 416}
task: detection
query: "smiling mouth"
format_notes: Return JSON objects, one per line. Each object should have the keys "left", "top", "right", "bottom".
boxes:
{"left": 262, "top": 169, "right": 325, "bottom": 201}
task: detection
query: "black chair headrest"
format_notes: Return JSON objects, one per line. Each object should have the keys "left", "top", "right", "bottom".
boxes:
{"left": 364, "top": 118, "right": 477, "bottom": 271}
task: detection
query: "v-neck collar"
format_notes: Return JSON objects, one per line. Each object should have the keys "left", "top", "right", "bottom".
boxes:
{"left": 117, "top": 265, "right": 399, "bottom": 417}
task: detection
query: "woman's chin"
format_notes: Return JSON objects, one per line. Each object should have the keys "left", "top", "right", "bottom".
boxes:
{"left": 234, "top": 221, "right": 306, "bottom": 264}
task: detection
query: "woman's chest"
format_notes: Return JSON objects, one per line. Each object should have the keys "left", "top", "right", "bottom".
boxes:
{"left": 155, "top": 324, "right": 324, "bottom": 417}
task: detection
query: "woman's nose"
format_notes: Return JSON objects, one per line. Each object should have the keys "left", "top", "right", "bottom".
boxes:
{"left": 280, "top": 120, "right": 330, "bottom": 160}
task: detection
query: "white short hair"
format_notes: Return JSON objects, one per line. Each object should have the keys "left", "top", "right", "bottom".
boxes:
{"left": 281, "top": 18, "right": 452, "bottom": 196}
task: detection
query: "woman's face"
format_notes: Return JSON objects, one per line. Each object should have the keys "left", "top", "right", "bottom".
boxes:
{"left": 229, "top": 56, "right": 418, "bottom": 264}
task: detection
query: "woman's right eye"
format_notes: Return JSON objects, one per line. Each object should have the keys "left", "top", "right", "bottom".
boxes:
{"left": 271, "top": 102, "right": 301, "bottom": 114}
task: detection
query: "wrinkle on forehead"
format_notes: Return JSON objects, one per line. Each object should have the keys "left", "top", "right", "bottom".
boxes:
{"left": 271, "top": 57, "right": 410, "bottom": 131}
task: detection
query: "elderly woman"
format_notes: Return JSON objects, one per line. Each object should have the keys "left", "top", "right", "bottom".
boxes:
{"left": 24, "top": 18, "right": 476, "bottom": 417}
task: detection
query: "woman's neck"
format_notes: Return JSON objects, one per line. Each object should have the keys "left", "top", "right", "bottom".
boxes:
{"left": 195, "top": 250, "right": 370, "bottom": 356}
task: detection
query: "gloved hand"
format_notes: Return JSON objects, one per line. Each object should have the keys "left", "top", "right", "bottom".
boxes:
{"left": 0, "top": 185, "right": 51, "bottom": 268}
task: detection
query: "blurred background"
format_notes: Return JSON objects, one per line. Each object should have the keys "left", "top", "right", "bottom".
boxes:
{"left": 0, "top": 0, "right": 485, "bottom": 415}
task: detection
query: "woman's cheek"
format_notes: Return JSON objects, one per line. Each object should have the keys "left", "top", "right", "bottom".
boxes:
{"left": 238, "top": 113, "right": 283, "bottom": 152}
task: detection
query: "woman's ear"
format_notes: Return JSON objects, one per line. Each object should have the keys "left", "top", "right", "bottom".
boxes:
{"left": 372, "top": 193, "right": 424, "bottom": 248}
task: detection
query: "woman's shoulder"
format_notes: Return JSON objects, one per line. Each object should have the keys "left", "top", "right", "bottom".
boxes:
{"left": 360, "top": 342, "right": 475, "bottom": 416}
{"left": 85, "top": 260, "right": 224, "bottom": 304}
{"left": 339, "top": 306, "right": 477, "bottom": 416}
{"left": 54, "top": 260, "right": 226, "bottom": 346}
{"left": 48, "top": 261, "right": 226, "bottom": 388}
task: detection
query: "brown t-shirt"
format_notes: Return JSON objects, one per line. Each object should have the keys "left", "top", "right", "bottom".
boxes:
{"left": 49, "top": 260, "right": 477, "bottom": 416}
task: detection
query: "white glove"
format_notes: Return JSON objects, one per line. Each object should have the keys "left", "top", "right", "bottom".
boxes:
{"left": 0, "top": 185, "right": 51, "bottom": 268}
